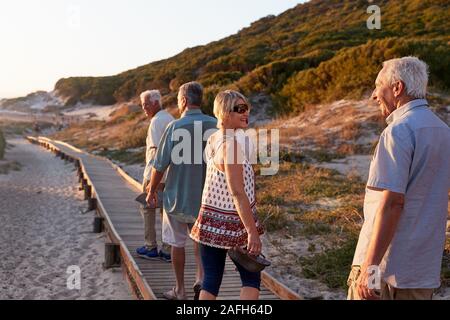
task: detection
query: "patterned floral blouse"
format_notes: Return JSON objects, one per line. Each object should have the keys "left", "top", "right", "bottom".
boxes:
{"left": 190, "top": 134, "right": 264, "bottom": 249}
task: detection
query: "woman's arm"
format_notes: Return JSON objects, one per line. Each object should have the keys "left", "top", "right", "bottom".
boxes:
{"left": 223, "top": 138, "right": 261, "bottom": 256}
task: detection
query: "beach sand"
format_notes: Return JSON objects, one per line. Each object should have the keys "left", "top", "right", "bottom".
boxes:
{"left": 0, "top": 137, "right": 131, "bottom": 300}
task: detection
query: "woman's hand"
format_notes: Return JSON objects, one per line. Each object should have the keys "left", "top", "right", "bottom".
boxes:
{"left": 247, "top": 231, "right": 262, "bottom": 256}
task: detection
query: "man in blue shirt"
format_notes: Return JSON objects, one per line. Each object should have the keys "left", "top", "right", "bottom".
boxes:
{"left": 147, "top": 82, "right": 217, "bottom": 300}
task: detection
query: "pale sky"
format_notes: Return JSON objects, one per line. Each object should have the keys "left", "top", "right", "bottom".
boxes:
{"left": 0, "top": 0, "right": 304, "bottom": 99}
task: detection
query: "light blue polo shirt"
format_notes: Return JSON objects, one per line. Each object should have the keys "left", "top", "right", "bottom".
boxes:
{"left": 353, "top": 99, "right": 450, "bottom": 289}
{"left": 153, "top": 109, "right": 217, "bottom": 223}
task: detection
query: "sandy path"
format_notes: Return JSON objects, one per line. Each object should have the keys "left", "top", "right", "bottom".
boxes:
{"left": 0, "top": 137, "right": 131, "bottom": 300}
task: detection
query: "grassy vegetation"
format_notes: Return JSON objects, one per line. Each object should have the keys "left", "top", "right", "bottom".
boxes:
{"left": 0, "top": 129, "right": 5, "bottom": 159}
{"left": 442, "top": 238, "right": 450, "bottom": 287}
{"left": 0, "top": 161, "right": 22, "bottom": 174}
{"left": 0, "top": 121, "right": 33, "bottom": 136}
{"left": 257, "top": 159, "right": 449, "bottom": 291}
{"left": 53, "top": 0, "right": 449, "bottom": 116}
{"left": 299, "top": 236, "right": 358, "bottom": 289}
{"left": 118, "top": 126, "right": 148, "bottom": 150}
{"left": 256, "top": 161, "right": 366, "bottom": 290}
{"left": 280, "top": 37, "right": 450, "bottom": 114}
{"left": 256, "top": 162, "right": 364, "bottom": 207}
{"left": 98, "top": 148, "right": 145, "bottom": 165}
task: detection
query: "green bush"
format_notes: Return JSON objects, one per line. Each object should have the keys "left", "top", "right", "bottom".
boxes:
{"left": 280, "top": 38, "right": 450, "bottom": 114}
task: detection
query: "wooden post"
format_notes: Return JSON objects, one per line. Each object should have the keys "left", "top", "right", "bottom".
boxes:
{"left": 88, "top": 197, "right": 97, "bottom": 211}
{"left": 84, "top": 184, "right": 91, "bottom": 200}
{"left": 93, "top": 216, "right": 104, "bottom": 233}
{"left": 104, "top": 243, "right": 121, "bottom": 269}
{"left": 79, "top": 178, "right": 86, "bottom": 191}
{"left": 78, "top": 170, "right": 84, "bottom": 183}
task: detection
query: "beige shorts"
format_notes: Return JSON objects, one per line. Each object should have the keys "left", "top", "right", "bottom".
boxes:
{"left": 347, "top": 266, "right": 434, "bottom": 300}
{"left": 162, "top": 210, "right": 194, "bottom": 248}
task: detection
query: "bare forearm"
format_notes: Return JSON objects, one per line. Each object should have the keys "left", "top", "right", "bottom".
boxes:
{"left": 232, "top": 193, "right": 258, "bottom": 234}
{"left": 148, "top": 168, "right": 164, "bottom": 193}
{"left": 364, "top": 193, "right": 404, "bottom": 266}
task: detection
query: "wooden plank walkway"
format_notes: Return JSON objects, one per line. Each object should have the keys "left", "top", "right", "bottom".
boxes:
{"left": 27, "top": 136, "right": 302, "bottom": 300}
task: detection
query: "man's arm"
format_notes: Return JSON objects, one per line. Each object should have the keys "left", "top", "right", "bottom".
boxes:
{"left": 145, "top": 123, "right": 173, "bottom": 206}
{"left": 148, "top": 168, "right": 164, "bottom": 194}
{"left": 356, "top": 188, "right": 405, "bottom": 299}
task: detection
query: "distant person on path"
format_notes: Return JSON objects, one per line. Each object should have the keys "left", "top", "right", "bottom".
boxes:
{"left": 348, "top": 57, "right": 450, "bottom": 300}
{"left": 136, "top": 90, "right": 174, "bottom": 262}
{"left": 190, "top": 90, "right": 264, "bottom": 300}
{"left": 146, "top": 82, "right": 217, "bottom": 300}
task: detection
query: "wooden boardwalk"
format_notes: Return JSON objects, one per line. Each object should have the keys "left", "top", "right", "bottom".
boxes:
{"left": 27, "top": 136, "right": 301, "bottom": 300}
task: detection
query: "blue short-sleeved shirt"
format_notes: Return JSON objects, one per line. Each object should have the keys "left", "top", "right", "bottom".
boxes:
{"left": 353, "top": 99, "right": 450, "bottom": 289}
{"left": 153, "top": 109, "right": 217, "bottom": 223}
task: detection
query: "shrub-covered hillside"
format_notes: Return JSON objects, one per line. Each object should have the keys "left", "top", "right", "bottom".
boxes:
{"left": 54, "top": 0, "right": 450, "bottom": 115}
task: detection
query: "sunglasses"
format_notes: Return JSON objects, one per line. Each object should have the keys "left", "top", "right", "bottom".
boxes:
{"left": 232, "top": 104, "right": 250, "bottom": 114}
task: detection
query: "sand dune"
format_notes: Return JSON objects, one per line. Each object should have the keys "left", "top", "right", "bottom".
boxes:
{"left": 0, "top": 138, "right": 131, "bottom": 299}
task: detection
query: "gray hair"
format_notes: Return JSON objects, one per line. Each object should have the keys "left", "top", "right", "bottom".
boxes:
{"left": 178, "top": 82, "right": 203, "bottom": 106}
{"left": 378, "top": 56, "right": 429, "bottom": 99}
{"left": 140, "top": 90, "right": 162, "bottom": 106}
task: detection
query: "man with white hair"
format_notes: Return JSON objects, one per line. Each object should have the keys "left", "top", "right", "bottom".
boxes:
{"left": 136, "top": 90, "right": 174, "bottom": 261}
{"left": 347, "top": 57, "right": 450, "bottom": 300}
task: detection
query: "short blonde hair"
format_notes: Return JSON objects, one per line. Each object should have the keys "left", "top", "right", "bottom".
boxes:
{"left": 213, "top": 90, "right": 250, "bottom": 128}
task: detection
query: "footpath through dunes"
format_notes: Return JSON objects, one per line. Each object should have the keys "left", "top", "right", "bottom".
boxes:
{"left": 0, "top": 137, "right": 130, "bottom": 299}
{"left": 27, "top": 136, "right": 301, "bottom": 300}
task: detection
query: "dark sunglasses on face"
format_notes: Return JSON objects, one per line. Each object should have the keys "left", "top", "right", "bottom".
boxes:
{"left": 232, "top": 104, "right": 250, "bottom": 114}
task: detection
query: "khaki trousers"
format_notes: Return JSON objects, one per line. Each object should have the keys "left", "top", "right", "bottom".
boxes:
{"left": 347, "top": 266, "right": 434, "bottom": 300}
{"left": 141, "top": 180, "right": 170, "bottom": 253}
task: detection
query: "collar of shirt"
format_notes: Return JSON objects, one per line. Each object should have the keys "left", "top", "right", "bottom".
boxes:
{"left": 182, "top": 109, "right": 203, "bottom": 117}
{"left": 385, "top": 99, "right": 428, "bottom": 125}
{"left": 154, "top": 109, "right": 165, "bottom": 117}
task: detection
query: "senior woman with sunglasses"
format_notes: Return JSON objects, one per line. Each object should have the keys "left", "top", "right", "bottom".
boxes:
{"left": 190, "top": 90, "right": 264, "bottom": 300}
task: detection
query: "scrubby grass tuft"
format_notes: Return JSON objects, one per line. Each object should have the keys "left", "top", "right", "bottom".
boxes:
{"left": 256, "top": 162, "right": 364, "bottom": 209}
{"left": 299, "top": 236, "right": 358, "bottom": 289}
{"left": 98, "top": 148, "right": 145, "bottom": 165}
{"left": 257, "top": 204, "right": 289, "bottom": 232}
